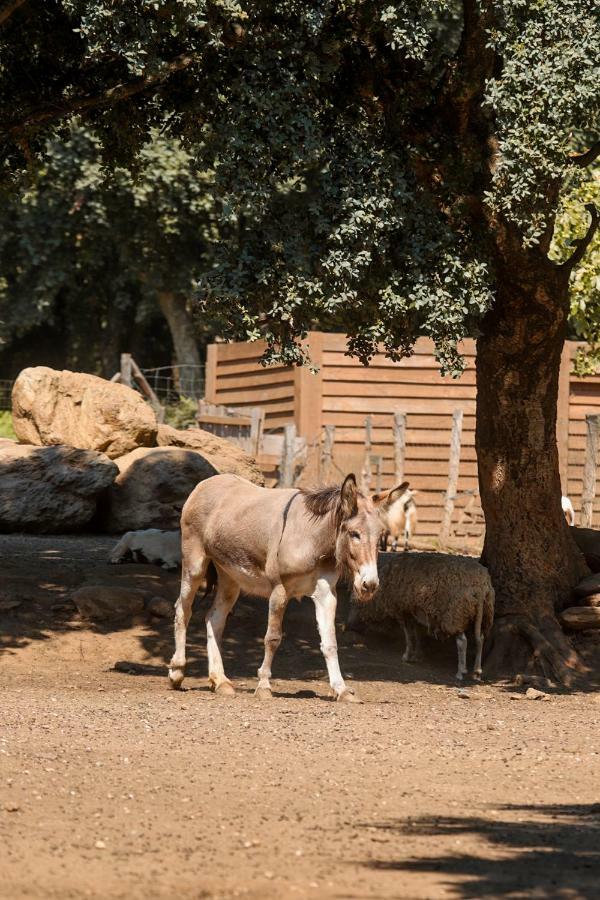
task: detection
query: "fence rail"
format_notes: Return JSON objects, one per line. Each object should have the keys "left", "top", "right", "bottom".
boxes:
{"left": 140, "top": 365, "right": 206, "bottom": 404}
{"left": 0, "top": 379, "right": 13, "bottom": 410}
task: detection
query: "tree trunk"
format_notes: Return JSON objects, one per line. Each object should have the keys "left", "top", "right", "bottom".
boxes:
{"left": 157, "top": 291, "right": 201, "bottom": 396}
{"left": 476, "top": 253, "right": 588, "bottom": 684}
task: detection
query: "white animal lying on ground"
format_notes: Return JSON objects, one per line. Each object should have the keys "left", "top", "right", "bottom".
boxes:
{"left": 347, "top": 552, "right": 495, "bottom": 681}
{"left": 562, "top": 495, "right": 575, "bottom": 526}
{"left": 110, "top": 529, "right": 182, "bottom": 570}
{"left": 373, "top": 485, "right": 418, "bottom": 551}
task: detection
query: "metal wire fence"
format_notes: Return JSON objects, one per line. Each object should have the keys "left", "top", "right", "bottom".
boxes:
{"left": 139, "top": 365, "right": 206, "bottom": 404}
{"left": 0, "top": 379, "right": 13, "bottom": 410}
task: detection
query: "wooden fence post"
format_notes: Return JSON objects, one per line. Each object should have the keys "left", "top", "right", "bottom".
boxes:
{"left": 361, "top": 415, "right": 373, "bottom": 492}
{"left": 120, "top": 353, "right": 133, "bottom": 388}
{"left": 372, "top": 455, "right": 383, "bottom": 493}
{"left": 439, "top": 409, "right": 464, "bottom": 544}
{"left": 581, "top": 414, "right": 599, "bottom": 527}
{"left": 321, "top": 424, "right": 335, "bottom": 483}
{"left": 249, "top": 407, "right": 263, "bottom": 457}
{"left": 279, "top": 423, "right": 297, "bottom": 488}
{"left": 393, "top": 411, "right": 406, "bottom": 484}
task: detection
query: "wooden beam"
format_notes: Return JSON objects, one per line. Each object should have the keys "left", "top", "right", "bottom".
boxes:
{"left": 439, "top": 409, "right": 463, "bottom": 544}
{"left": 205, "top": 343, "right": 217, "bottom": 403}
{"left": 393, "top": 411, "right": 407, "bottom": 485}
{"left": 120, "top": 353, "right": 133, "bottom": 388}
{"left": 279, "top": 423, "right": 297, "bottom": 487}
{"left": 581, "top": 414, "right": 599, "bottom": 527}
{"left": 321, "top": 424, "right": 335, "bottom": 484}
{"left": 294, "top": 331, "right": 323, "bottom": 442}
{"left": 361, "top": 415, "right": 373, "bottom": 492}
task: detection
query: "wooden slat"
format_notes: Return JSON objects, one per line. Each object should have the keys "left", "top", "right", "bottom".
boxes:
{"left": 217, "top": 367, "right": 294, "bottom": 384}
{"left": 214, "top": 383, "right": 295, "bottom": 402}
{"left": 323, "top": 397, "right": 477, "bottom": 415}
{"left": 324, "top": 381, "right": 476, "bottom": 399}
{"left": 197, "top": 413, "right": 252, "bottom": 427}
{"left": 323, "top": 365, "right": 477, "bottom": 385}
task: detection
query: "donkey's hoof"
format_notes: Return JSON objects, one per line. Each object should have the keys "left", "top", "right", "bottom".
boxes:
{"left": 254, "top": 686, "right": 273, "bottom": 701}
{"left": 337, "top": 688, "right": 362, "bottom": 704}
{"left": 168, "top": 668, "right": 184, "bottom": 690}
{"left": 214, "top": 681, "right": 236, "bottom": 697}
{"left": 472, "top": 672, "right": 482, "bottom": 682}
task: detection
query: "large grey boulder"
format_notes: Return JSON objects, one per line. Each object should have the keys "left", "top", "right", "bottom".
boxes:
{"left": 101, "top": 446, "right": 218, "bottom": 532}
{"left": 156, "top": 423, "right": 264, "bottom": 485}
{"left": 12, "top": 366, "right": 157, "bottom": 459}
{"left": 0, "top": 443, "right": 118, "bottom": 533}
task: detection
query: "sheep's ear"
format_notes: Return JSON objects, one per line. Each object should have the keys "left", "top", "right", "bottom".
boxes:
{"left": 339, "top": 473, "right": 359, "bottom": 520}
{"left": 375, "top": 481, "right": 409, "bottom": 509}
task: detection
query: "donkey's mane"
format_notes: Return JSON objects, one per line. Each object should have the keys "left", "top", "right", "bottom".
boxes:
{"left": 301, "top": 484, "right": 341, "bottom": 519}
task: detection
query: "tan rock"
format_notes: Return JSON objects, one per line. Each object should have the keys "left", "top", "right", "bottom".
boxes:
{"left": 156, "top": 423, "right": 264, "bottom": 485}
{"left": 12, "top": 367, "right": 157, "bottom": 459}
{"left": 560, "top": 606, "right": 600, "bottom": 631}
{"left": 101, "top": 446, "right": 218, "bottom": 532}
{"left": 72, "top": 585, "right": 145, "bottom": 622}
{"left": 0, "top": 443, "right": 117, "bottom": 533}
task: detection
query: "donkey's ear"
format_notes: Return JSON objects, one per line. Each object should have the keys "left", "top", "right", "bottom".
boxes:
{"left": 374, "top": 481, "right": 409, "bottom": 509}
{"left": 339, "top": 473, "right": 359, "bottom": 519}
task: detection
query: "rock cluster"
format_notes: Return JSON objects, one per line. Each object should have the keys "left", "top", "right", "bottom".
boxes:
{"left": 4, "top": 365, "right": 263, "bottom": 534}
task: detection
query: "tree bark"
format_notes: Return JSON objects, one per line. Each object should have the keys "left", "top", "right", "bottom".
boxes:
{"left": 476, "top": 250, "right": 588, "bottom": 684}
{"left": 157, "top": 291, "right": 201, "bottom": 396}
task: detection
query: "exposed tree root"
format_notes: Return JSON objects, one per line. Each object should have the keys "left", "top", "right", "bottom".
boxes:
{"left": 485, "top": 614, "right": 586, "bottom": 687}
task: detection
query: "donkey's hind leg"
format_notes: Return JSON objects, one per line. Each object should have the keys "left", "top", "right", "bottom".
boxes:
{"left": 255, "top": 584, "right": 289, "bottom": 700}
{"left": 206, "top": 569, "right": 240, "bottom": 696}
{"left": 168, "top": 550, "right": 208, "bottom": 690}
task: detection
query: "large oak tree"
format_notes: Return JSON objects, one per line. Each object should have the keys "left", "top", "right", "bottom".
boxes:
{"left": 1, "top": 1, "right": 599, "bottom": 680}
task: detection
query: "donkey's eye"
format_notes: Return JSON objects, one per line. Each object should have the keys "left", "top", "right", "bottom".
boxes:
{"left": 349, "top": 531, "right": 361, "bottom": 542}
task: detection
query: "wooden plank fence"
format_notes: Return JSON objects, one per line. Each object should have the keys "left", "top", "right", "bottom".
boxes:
{"left": 205, "top": 333, "right": 600, "bottom": 537}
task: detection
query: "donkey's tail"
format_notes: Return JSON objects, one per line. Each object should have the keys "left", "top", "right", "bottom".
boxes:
{"left": 204, "top": 561, "right": 218, "bottom": 600}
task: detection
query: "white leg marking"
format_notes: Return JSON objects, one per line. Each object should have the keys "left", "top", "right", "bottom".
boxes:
{"left": 256, "top": 585, "right": 288, "bottom": 697}
{"left": 206, "top": 578, "right": 240, "bottom": 692}
{"left": 312, "top": 577, "right": 348, "bottom": 699}
{"left": 169, "top": 569, "right": 202, "bottom": 689}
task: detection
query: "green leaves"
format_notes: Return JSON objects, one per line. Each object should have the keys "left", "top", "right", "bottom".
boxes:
{"left": 1, "top": 1, "right": 599, "bottom": 375}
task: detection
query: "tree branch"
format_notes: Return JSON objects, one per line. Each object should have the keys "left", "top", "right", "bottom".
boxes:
{"left": 7, "top": 52, "right": 198, "bottom": 139}
{"left": 569, "top": 140, "right": 600, "bottom": 168}
{"left": 0, "top": 0, "right": 28, "bottom": 27}
{"left": 562, "top": 203, "right": 599, "bottom": 271}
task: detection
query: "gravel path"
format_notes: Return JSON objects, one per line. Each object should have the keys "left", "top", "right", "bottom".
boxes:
{"left": 1, "top": 535, "right": 599, "bottom": 899}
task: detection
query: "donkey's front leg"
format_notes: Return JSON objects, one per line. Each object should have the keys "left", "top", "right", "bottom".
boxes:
{"left": 312, "top": 577, "right": 360, "bottom": 703}
{"left": 255, "top": 584, "right": 289, "bottom": 700}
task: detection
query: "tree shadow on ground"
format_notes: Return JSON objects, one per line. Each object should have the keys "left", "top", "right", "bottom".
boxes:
{"left": 2, "top": 534, "right": 599, "bottom": 694}
{"left": 123, "top": 588, "right": 476, "bottom": 692}
{"left": 362, "top": 803, "right": 600, "bottom": 898}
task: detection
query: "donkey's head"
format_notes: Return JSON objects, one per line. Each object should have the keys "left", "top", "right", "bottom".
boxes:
{"left": 334, "top": 474, "right": 384, "bottom": 603}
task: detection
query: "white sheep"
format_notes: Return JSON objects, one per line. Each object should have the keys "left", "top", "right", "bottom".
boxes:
{"left": 349, "top": 551, "right": 495, "bottom": 680}
{"left": 110, "top": 529, "right": 182, "bottom": 570}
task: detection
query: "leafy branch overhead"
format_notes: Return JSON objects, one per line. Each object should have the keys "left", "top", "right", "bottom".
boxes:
{"left": 1, "top": 1, "right": 599, "bottom": 373}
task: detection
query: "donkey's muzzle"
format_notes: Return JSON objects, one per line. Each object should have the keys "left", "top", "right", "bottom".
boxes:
{"left": 354, "top": 575, "right": 379, "bottom": 603}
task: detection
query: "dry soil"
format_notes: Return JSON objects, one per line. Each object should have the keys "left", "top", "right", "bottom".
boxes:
{"left": 1, "top": 535, "right": 599, "bottom": 900}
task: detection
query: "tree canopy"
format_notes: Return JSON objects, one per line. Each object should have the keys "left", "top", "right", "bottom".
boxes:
{"left": 0, "top": 126, "right": 218, "bottom": 374}
{"left": 1, "top": 1, "right": 598, "bottom": 374}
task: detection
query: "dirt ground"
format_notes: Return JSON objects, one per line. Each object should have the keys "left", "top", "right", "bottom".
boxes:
{"left": 1, "top": 535, "right": 600, "bottom": 900}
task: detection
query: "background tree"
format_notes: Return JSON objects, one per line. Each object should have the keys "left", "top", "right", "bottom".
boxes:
{"left": 1, "top": 1, "right": 599, "bottom": 680}
{"left": 552, "top": 162, "right": 600, "bottom": 374}
{"left": 0, "top": 127, "right": 218, "bottom": 381}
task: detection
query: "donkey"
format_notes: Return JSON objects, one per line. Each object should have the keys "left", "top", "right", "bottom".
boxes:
{"left": 168, "top": 472, "right": 408, "bottom": 702}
